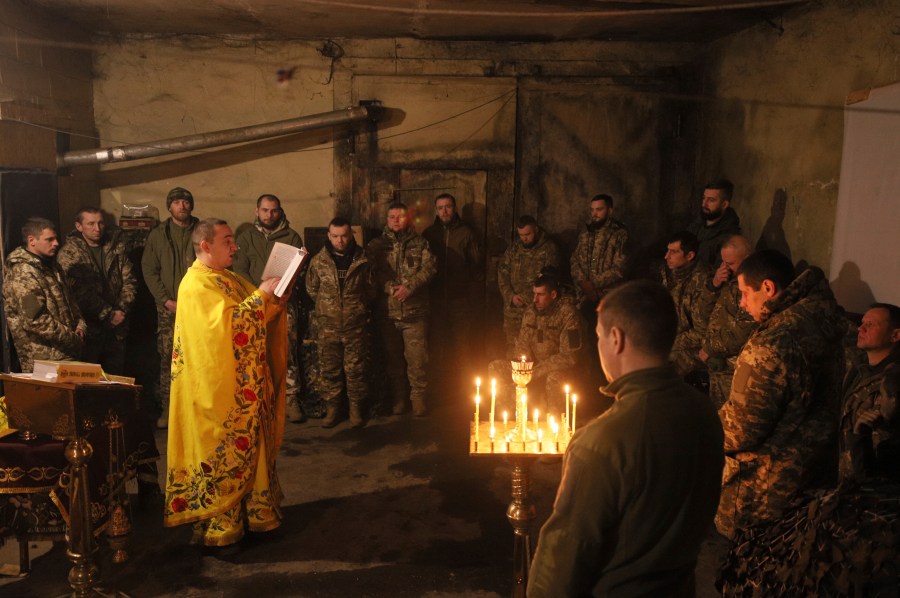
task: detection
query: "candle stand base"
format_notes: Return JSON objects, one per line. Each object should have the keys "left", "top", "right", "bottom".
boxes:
{"left": 506, "top": 456, "right": 536, "bottom": 598}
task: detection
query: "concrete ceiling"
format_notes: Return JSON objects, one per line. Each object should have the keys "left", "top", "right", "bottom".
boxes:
{"left": 28, "top": 0, "right": 805, "bottom": 42}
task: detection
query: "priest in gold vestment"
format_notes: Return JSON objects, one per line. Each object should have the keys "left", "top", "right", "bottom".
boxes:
{"left": 163, "top": 218, "right": 289, "bottom": 547}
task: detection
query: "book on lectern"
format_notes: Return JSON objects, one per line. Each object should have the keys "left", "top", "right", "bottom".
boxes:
{"left": 32, "top": 360, "right": 103, "bottom": 383}
{"left": 260, "top": 242, "right": 309, "bottom": 298}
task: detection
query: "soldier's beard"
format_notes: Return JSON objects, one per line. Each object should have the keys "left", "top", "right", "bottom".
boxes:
{"left": 260, "top": 219, "right": 279, "bottom": 230}
{"left": 702, "top": 207, "right": 723, "bottom": 221}
{"left": 588, "top": 217, "right": 607, "bottom": 231}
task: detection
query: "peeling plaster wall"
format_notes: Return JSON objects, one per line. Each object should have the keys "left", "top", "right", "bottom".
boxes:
{"left": 93, "top": 37, "right": 702, "bottom": 242}
{"left": 697, "top": 0, "right": 900, "bottom": 275}
{"left": 93, "top": 38, "right": 338, "bottom": 231}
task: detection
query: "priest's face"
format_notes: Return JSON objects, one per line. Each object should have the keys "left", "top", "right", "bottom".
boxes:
{"left": 206, "top": 224, "right": 238, "bottom": 270}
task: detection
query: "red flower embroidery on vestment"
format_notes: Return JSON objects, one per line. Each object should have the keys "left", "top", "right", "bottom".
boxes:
{"left": 234, "top": 332, "right": 249, "bottom": 346}
{"left": 234, "top": 436, "right": 250, "bottom": 451}
{"left": 171, "top": 497, "right": 188, "bottom": 512}
{"left": 243, "top": 388, "right": 257, "bottom": 402}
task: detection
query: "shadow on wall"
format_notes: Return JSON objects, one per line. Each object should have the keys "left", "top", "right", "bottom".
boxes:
{"left": 755, "top": 188, "right": 792, "bottom": 263}
{"left": 830, "top": 262, "right": 876, "bottom": 317}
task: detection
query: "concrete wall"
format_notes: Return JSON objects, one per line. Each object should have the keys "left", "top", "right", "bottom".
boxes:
{"left": 0, "top": 0, "right": 97, "bottom": 229}
{"left": 696, "top": 0, "right": 900, "bottom": 274}
{"left": 92, "top": 37, "right": 702, "bottom": 249}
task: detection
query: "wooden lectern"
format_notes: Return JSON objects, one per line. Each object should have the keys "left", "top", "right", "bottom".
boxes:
{"left": 1, "top": 373, "right": 139, "bottom": 597}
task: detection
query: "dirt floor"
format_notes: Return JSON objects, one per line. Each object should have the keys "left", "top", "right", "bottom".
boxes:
{"left": 0, "top": 389, "right": 728, "bottom": 597}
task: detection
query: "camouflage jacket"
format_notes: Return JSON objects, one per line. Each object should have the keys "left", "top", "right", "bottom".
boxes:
{"left": 422, "top": 215, "right": 483, "bottom": 307}
{"left": 141, "top": 217, "right": 198, "bottom": 307}
{"left": 837, "top": 347, "right": 900, "bottom": 482}
{"left": 306, "top": 243, "right": 374, "bottom": 331}
{"left": 365, "top": 227, "right": 437, "bottom": 321}
{"left": 716, "top": 267, "right": 846, "bottom": 538}
{"left": 686, "top": 207, "right": 741, "bottom": 269}
{"left": 57, "top": 228, "right": 138, "bottom": 329}
{"left": 515, "top": 296, "right": 585, "bottom": 379}
{"left": 657, "top": 261, "right": 717, "bottom": 365}
{"left": 569, "top": 219, "right": 628, "bottom": 297}
{"left": 498, "top": 229, "right": 561, "bottom": 316}
{"left": 3, "top": 247, "right": 86, "bottom": 371}
{"left": 702, "top": 277, "right": 758, "bottom": 369}
{"left": 233, "top": 218, "right": 303, "bottom": 286}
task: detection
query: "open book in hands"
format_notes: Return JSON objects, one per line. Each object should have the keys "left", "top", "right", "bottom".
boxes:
{"left": 261, "top": 242, "right": 309, "bottom": 297}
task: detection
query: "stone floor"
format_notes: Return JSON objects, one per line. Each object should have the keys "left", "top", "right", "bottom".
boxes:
{"left": 0, "top": 392, "right": 728, "bottom": 597}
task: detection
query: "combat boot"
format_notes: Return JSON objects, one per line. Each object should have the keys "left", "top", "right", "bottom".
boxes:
{"left": 286, "top": 398, "right": 306, "bottom": 423}
{"left": 349, "top": 403, "right": 365, "bottom": 428}
{"left": 321, "top": 404, "right": 341, "bottom": 428}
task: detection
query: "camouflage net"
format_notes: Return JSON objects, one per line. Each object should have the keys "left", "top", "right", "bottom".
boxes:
{"left": 718, "top": 481, "right": 900, "bottom": 597}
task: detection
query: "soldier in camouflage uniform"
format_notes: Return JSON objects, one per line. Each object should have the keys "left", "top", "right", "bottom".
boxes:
{"left": 497, "top": 215, "right": 561, "bottom": 355}
{"left": 233, "top": 194, "right": 306, "bottom": 422}
{"left": 489, "top": 273, "right": 585, "bottom": 417}
{"left": 3, "top": 218, "right": 86, "bottom": 371}
{"left": 142, "top": 187, "right": 198, "bottom": 428}
{"left": 569, "top": 194, "right": 628, "bottom": 310}
{"left": 366, "top": 202, "right": 437, "bottom": 417}
{"left": 716, "top": 250, "right": 846, "bottom": 539}
{"left": 656, "top": 231, "right": 717, "bottom": 378}
{"left": 306, "top": 217, "right": 375, "bottom": 428}
{"left": 838, "top": 303, "right": 900, "bottom": 482}
{"left": 57, "top": 207, "right": 137, "bottom": 374}
{"left": 700, "top": 235, "right": 757, "bottom": 408}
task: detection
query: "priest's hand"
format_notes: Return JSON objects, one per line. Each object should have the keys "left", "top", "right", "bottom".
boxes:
{"left": 259, "top": 277, "right": 281, "bottom": 297}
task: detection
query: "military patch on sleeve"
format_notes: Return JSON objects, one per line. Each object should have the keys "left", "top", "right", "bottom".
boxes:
{"left": 567, "top": 328, "right": 581, "bottom": 349}
{"left": 22, "top": 294, "right": 42, "bottom": 320}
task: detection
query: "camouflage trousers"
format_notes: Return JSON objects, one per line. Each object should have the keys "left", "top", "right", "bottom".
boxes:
{"left": 488, "top": 359, "right": 572, "bottom": 420}
{"left": 285, "top": 302, "right": 301, "bottom": 406}
{"left": 316, "top": 324, "right": 369, "bottom": 409}
{"left": 156, "top": 305, "right": 175, "bottom": 410}
{"left": 377, "top": 316, "right": 428, "bottom": 406}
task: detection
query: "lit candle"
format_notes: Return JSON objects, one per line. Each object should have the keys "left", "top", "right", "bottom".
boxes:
{"left": 475, "top": 395, "right": 480, "bottom": 445}
{"left": 521, "top": 355, "right": 527, "bottom": 363}
{"left": 533, "top": 408, "right": 540, "bottom": 436}
{"left": 565, "top": 384, "right": 570, "bottom": 429}
{"left": 572, "top": 394, "right": 577, "bottom": 434}
{"left": 503, "top": 410, "right": 508, "bottom": 431}
{"left": 476, "top": 377, "right": 481, "bottom": 396}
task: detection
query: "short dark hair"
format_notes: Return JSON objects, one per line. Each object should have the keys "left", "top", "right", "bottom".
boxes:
{"left": 256, "top": 194, "right": 281, "bottom": 208}
{"left": 192, "top": 218, "right": 228, "bottom": 250}
{"left": 870, "top": 303, "right": 900, "bottom": 330}
{"left": 329, "top": 216, "right": 351, "bottom": 229}
{"left": 22, "top": 217, "right": 56, "bottom": 244}
{"left": 736, "top": 249, "right": 795, "bottom": 292}
{"left": 434, "top": 193, "right": 456, "bottom": 206}
{"left": 387, "top": 201, "right": 408, "bottom": 212}
{"left": 591, "top": 194, "right": 614, "bottom": 208}
{"left": 75, "top": 206, "right": 102, "bottom": 224}
{"left": 517, "top": 215, "right": 537, "bottom": 229}
{"left": 667, "top": 230, "right": 699, "bottom": 257}
{"left": 598, "top": 280, "right": 677, "bottom": 357}
{"left": 704, "top": 179, "right": 734, "bottom": 201}
{"left": 533, "top": 273, "right": 560, "bottom": 294}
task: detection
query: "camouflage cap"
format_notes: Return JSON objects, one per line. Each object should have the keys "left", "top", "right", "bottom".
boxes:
{"left": 166, "top": 187, "right": 194, "bottom": 209}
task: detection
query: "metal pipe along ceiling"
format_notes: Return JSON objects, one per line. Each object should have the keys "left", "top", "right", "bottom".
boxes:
{"left": 57, "top": 103, "right": 381, "bottom": 168}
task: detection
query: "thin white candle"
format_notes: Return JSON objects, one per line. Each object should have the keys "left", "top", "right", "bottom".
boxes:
{"left": 572, "top": 394, "right": 577, "bottom": 434}
{"left": 475, "top": 395, "right": 480, "bottom": 445}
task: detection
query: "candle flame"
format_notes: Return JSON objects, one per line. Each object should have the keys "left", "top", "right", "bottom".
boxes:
{"left": 565, "top": 384, "right": 570, "bottom": 393}
{"left": 475, "top": 377, "right": 481, "bottom": 387}
{"left": 521, "top": 355, "right": 527, "bottom": 362}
